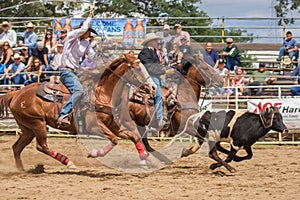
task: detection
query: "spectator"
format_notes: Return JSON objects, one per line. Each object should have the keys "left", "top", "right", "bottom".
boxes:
{"left": 1, "top": 54, "right": 27, "bottom": 85}
{"left": 46, "top": 43, "right": 64, "bottom": 78}
{"left": 222, "top": 37, "right": 241, "bottom": 72}
{"left": 43, "top": 31, "right": 57, "bottom": 63}
{"left": 179, "top": 36, "right": 193, "bottom": 62}
{"left": 19, "top": 47, "right": 31, "bottom": 66}
{"left": 230, "top": 66, "right": 245, "bottom": 95}
{"left": 173, "top": 24, "right": 190, "bottom": 46}
{"left": 21, "top": 22, "right": 38, "bottom": 54}
{"left": 157, "top": 40, "right": 168, "bottom": 67}
{"left": 277, "top": 31, "right": 298, "bottom": 62}
{"left": 245, "top": 62, "right": 276, "bottom": 96}
{"left": 202, "top": 42, "right": 220, "bottom": 68}
{"left": 138, "top": 33, "right": 166, "bottom": 127}
{"left": 58, "top": 29, "right": 68, "bottom": 45}
{"left": 79, "top": 53, "right": 97, "bottom": 71}
{"left": 0, "top": 40, "right": 14, "bottom": 69}
{"left": 212, "top": 59, "right": 229, "bottom": 95}
{"left": 29, "top": 41, "right": 49, "bottom": 71}
{"left": 24, "top": 58, "right": 44, "bottom": 86}
{"left": 168, "top": 43, "right": 183, "bottom": 69}
{"left": 156, "top": 24, "right": 173, "bottom": 51}
{"left": 0, "top": 21, "right": 17, "bottom": 47}
{"left": 290, "top": 65, "right": 300, "bottom": 96}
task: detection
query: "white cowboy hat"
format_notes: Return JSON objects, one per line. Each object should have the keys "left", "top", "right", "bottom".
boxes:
{"left": 26, "top": 22, "right": 35, "bottom": 28}
{"left": 142, "top": 33, "right": 161, "bottom": 45}
{"left": 1, "top": 21, "right": 11, "bottom": 28}
{"left": 12, "top": 53, "right": 22, "bottom": 60}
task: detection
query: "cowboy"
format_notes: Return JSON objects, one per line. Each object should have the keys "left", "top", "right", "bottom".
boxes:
{"left": 57, "top": 4, "right": 97, "bottom": 127}
{"left": 1, "top": 54, "right": 27, "bottom": 84}
{"left": 20, "top": 22, "right": 38, "bottom": 55}
{"left": 0, "top": 21, "right": 17, "bottom": 47}
{"left": 138, "top": 33, "right": 166, "bottom": 127}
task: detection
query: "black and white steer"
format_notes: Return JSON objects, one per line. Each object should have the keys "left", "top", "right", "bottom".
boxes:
{"left": 193, "top": 107, "right": 288, "bottom": 173}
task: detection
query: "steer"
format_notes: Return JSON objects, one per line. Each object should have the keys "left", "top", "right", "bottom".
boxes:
{"left": 195, "top": 107, "right": 288, "bottom": 173}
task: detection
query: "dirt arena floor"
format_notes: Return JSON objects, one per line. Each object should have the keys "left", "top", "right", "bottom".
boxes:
{"left": 0, "top": 135, "right": 299, "bottom": 200}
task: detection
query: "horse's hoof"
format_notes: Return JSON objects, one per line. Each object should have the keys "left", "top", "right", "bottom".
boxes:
{"left": 210, "top": 163, "right": 220, "bottom": 170}
{"left": 181, "top": 148, "right": 189, "bottom": 157}
{"left": 87, "top": 149, "right": 98, "bottom": 158}
{"left": 229, "top": 168, "right": 237, "bottom": 173}
{"left": 67, "top": 161, "right": 77, "bottom": 169}
{"left": 139, "top": 159, "right": 147, "bottom": 166}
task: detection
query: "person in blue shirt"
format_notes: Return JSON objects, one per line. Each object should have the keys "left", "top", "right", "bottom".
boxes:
{"left": 290, "top": 65, "right": 300, "bottom": 96}
{"left": 21, "top": 22, "right": 38, "bottom": 55}
{"left": 1, "top": 54, "right": 26, "bottom": 84}
{"left": 202, "top": 42, "right": 220, "bottom": 68}
{"left": 277, "top": 31, "right": 298, "bottom": 61}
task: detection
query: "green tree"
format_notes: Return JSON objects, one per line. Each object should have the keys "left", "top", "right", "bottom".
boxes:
{"left": 0, "top": 0, "right": 80, "bottom": 32}
{"left": 92, "top": 0, "right": 251, "bottom": 43}
{"left": 274, "top": 0, "right": 300, "bottom": 25}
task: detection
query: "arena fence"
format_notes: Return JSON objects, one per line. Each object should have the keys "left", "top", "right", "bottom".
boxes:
{"left": 0, "top": 78, "right": 299, "bottom": 145}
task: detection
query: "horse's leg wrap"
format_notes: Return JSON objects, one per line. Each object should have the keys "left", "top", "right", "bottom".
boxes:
{"left": 135, "top": 142, "right": 148, "bottom": 160}
{"left": 89, "top": 143, "right": 114, "bottom": 158}
{"left": 50, "top": 151, "right": 70, "bottom": 165}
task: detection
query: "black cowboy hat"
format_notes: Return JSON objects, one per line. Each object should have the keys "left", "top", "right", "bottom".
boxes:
{"left": 73, "top": 21, "right": 98, "bottom": 35}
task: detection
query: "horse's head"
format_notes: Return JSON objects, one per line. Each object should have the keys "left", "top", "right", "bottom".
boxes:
{"left": 98, "top": 54, "right": 153, "bottom": 94}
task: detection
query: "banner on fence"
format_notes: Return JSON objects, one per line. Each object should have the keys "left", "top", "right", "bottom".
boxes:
{"left": 52, "top": 18, "right": 147, "bottom": 49}
{"left": 248, "top": 98, "right": 300, "bottom": 129}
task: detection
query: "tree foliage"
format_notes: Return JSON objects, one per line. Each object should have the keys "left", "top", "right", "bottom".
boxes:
{"left": 274, "top": 0, "right": 300, "bottom": 25}
{"left": 0, "top": 0, "right": 80, "bottom": 30}
{"left": 92, "top": 0, "right": 250, "bottom": 43}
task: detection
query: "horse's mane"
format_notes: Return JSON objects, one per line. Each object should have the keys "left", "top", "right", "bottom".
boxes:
{"left": 97, "top": 56, "right": 126, "bottom": 86}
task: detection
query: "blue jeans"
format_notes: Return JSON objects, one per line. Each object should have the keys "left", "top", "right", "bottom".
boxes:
{"left": 10, "top": 74, "right": 26, "bottom": 84}
{"left": 24, "top": 76, "right": 39, "bottom": 86}
{"left": 152, "top": 77, "right": 164, "bottom": 122}
{"left": 278, "top": 47, "right": 298, "bottom": 60}
{"left": 291, "top": 86, "right": 300, "bottom": 96}
{"left": 225, "top": 56, "right": 240, "bottom": 71}
{"left": 59, "top": 69, "right": 83, "bottom": 117}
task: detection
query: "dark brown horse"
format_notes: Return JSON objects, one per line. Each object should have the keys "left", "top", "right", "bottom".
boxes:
{"left": 128, "top": 58, "right": 224, "bottom": 153}
{"left": 0, "top": 54, "right": 151, "bottom": 170}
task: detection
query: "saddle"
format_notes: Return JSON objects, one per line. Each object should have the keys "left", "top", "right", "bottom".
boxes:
{"left": 36, "top": 82, "right": 70, "bottom": 104}
{"left": 36, "top": 82, "right": 71, "bottom": 119}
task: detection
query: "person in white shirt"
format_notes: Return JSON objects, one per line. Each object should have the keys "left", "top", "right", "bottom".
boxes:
{"left": 57, "top": 4, "right": 97, "bottom": 127}
{"left": 0, "top": 21, "right": 17, "bottom": 47}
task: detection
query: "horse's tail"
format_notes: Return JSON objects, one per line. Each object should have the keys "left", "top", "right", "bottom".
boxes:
{"left": 0, "top": 91, "right": 17, "bottom": 118}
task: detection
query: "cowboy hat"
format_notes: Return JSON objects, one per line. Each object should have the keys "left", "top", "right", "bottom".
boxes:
{"left": 142, "top": 33, "right": 161, "bottom": 45}
{"left": 1, "top": 21, "right": 11, "bottom": 28}
{"left": 226, "top": 37, "right": 233, "bottom": 43}
{"left": 12, "top": 54, "right": 22, "bottom": 60}
{"left": 25, "top": 22, "right": 35, "bottom": 28}
{"left": 73, "top": 21, "right": 98, "bottom": 36}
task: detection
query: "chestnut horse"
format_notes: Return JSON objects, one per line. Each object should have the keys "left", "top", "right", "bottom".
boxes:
{"left": 128, "top": 58, "right": 224, "bottom": 153}
{"left": 0, "top": 54, "right": 151, "bottom": 170}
